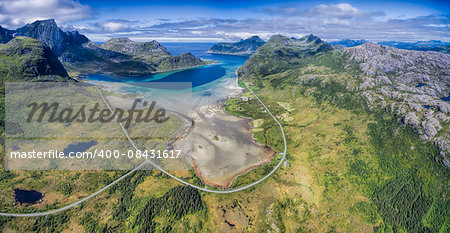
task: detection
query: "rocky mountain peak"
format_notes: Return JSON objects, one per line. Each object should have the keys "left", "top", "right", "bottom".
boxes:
{"left": 11, "top": 19, "right": 90, "bottom": 55}
{"left": 304, "top": 34, "right": 322, "bottom": 43}
{"left": 101, "top": 37, "right": 170, "bottom": 56}
{"left": 15, "top": 19, "right": 66, "bottom": 55}
{"left": 208, "top": 35, "right": 266, "bottom": 55}
{"left": 247, "top": 35, "right": 264, "bottom": 42}
{"left": 105, "top": 37, "right": 133, "bottom": 43}
{"left": 267, "top": 34, "right": 290, "bottom": 45}
{"left": 65, "top": 30, "right": 89, "bottom": 46}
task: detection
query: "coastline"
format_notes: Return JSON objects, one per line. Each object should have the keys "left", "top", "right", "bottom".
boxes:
{"left": 184, "top": 70, "right": 277, "bottom": 188}
{"left": 206, "top": 50, "right": 253, "bottom": 56}
{"left": 150, "top": 59, "right": 219, "bottom": 74}
{"left": 72, "top": 60, "right": 219, "bottom": 79}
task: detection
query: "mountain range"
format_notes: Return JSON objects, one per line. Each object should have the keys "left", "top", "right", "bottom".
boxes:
{"left": 330, "top": 38, "right": 450, "bottom": 53}
{"left": 0, "top": 19, "right": 206, "bottom": 78}
{"left": 207, "top": 35, "right": 266, "bottom": 55}
{"left": 234, "top": 33, "right": 449, "bottom": 232}
{"left": 329, "top": 39, "right": 368, "bottom": 47}
{"left": 238, "top": 34, "right": 450, "bottom": 168}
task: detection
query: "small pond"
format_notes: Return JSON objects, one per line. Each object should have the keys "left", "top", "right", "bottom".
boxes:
{"left": 14, "top": 189, "right": 43, "bottom": 204}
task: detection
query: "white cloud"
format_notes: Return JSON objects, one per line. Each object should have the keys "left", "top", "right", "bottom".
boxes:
{"left": 313, "top": 3, "right": 361, "bottom": 18}
{"left": 48, "top": 2, "right": 447, "bottom": 42}
{"left": 265, "top": 3, "right": 384, "bottom": 20}
{"left": 0, "top": 0, "right": 93, "bottom": 28}
{"left": 99, "top": 21, "right": 130, "bottom": 32}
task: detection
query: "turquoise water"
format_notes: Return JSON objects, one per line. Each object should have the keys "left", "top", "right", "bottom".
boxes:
{"left": 86, "top": 43, "right": 249, "bottom": 90}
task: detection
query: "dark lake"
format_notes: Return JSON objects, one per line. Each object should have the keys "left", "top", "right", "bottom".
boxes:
{"left": 441, "top": 94, "right": 450, "bottom": 102}
{"left": 14, "top": 189, "right": 43, "bottom": 204}
{"left": 64, "top": 140, "right": 98, "bottom": 156}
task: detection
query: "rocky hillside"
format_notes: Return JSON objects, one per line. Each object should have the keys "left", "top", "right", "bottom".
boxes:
{"left": 344, "top": 43, "right": 450, "bottom": 166}
{"left": 101, "top": 37, "right": 171, "bottom": 65}
{"left": 14, "top": 19, "right": 89, "bottom": 55}
{"left": 100, "top": 37, "right": 205, "bottom": 72}
{"left": 239, "top": 35, "right": 450, "bottom": 167}
{"left": 238, "top": 34, "right": 333, "bottom": 78}
{"left": 1, "top": 19, "right": 206, "bottom": 76}
{"left": 207, "top": 35, "right": 265, "bottom": 55}
{"left": 0, "top": 37, "right": 69, "bottom": 81}
{"left": 157, "top": 52, "right": 204, "bottom": 71}
{"left": 101, "top": 37, "right": 170, "bottom": 56}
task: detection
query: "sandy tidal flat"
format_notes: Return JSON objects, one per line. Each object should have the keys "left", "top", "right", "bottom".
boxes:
{"left": 175, "top": 104, "right": 275, "bottom": 188}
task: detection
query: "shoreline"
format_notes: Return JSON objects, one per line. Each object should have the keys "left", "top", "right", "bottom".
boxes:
{"left": 186, "top": 70, "right": 278, "bottom": 189}
{"left": 206, "top": 50, "right": 253, "bottom": 57}
{"left": 73, "top": 61, "right": 219, "bottom": 79}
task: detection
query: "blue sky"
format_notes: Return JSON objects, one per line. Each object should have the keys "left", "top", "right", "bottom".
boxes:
{"left": 0, "top": 0, "right": 448, "bottom": 42}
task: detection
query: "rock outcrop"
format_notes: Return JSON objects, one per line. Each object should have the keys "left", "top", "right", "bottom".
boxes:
{"left": 344, "top": 43, "right": 450, "bottom": 166}
{"left": 15, "top": 19, "right": 67, "bottom": 55}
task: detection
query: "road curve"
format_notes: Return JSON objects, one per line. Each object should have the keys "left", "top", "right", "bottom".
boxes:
{"left": 0, "top": 78, "right": 287, "bottom": 217}
{"left": 0, "top": 161, "right": 149, "bottom": 217}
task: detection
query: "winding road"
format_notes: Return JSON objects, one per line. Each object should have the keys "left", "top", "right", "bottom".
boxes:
{"left": 0, "top": 78, "right": 287, "bottom": 217}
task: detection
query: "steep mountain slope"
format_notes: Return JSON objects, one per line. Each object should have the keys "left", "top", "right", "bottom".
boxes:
{"left": 101, "top": 37, "right": 170, "bottom": 56}
{"left": 0, "top": 26, "right": 14, "bottom": 44}
{"left": 207, "top": 36, "right": 265, "bottom": 55}
{"left": 101, "top": 37, "right": 205, "bottom": 72}
{"left": 0, "top": 37, "right": 69, "bottom": 81}
{"left": 157, "top": 52, "right": 204, "bottom": 71}
{"left": 238, "top": 34, "right": 333, "bottom": 79}
{"left": 14, "top": 19, "right": 89, "bottom": 56}
{"left": 4, "top": 19, "right": 206, "bottom": 76}
{"left": 11, "top": 19, "right": 148, "bottom": 75}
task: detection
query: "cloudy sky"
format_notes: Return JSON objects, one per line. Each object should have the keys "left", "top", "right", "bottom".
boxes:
{"left": 0, "top": 0, "right": 448, "bottom": 42}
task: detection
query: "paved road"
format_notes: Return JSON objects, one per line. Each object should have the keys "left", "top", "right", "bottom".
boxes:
{"left": 0, "top": 79, "right": 287, "bottom": 217}
{"left": 0, "top": 161, "right": 149, "bottom": 217}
